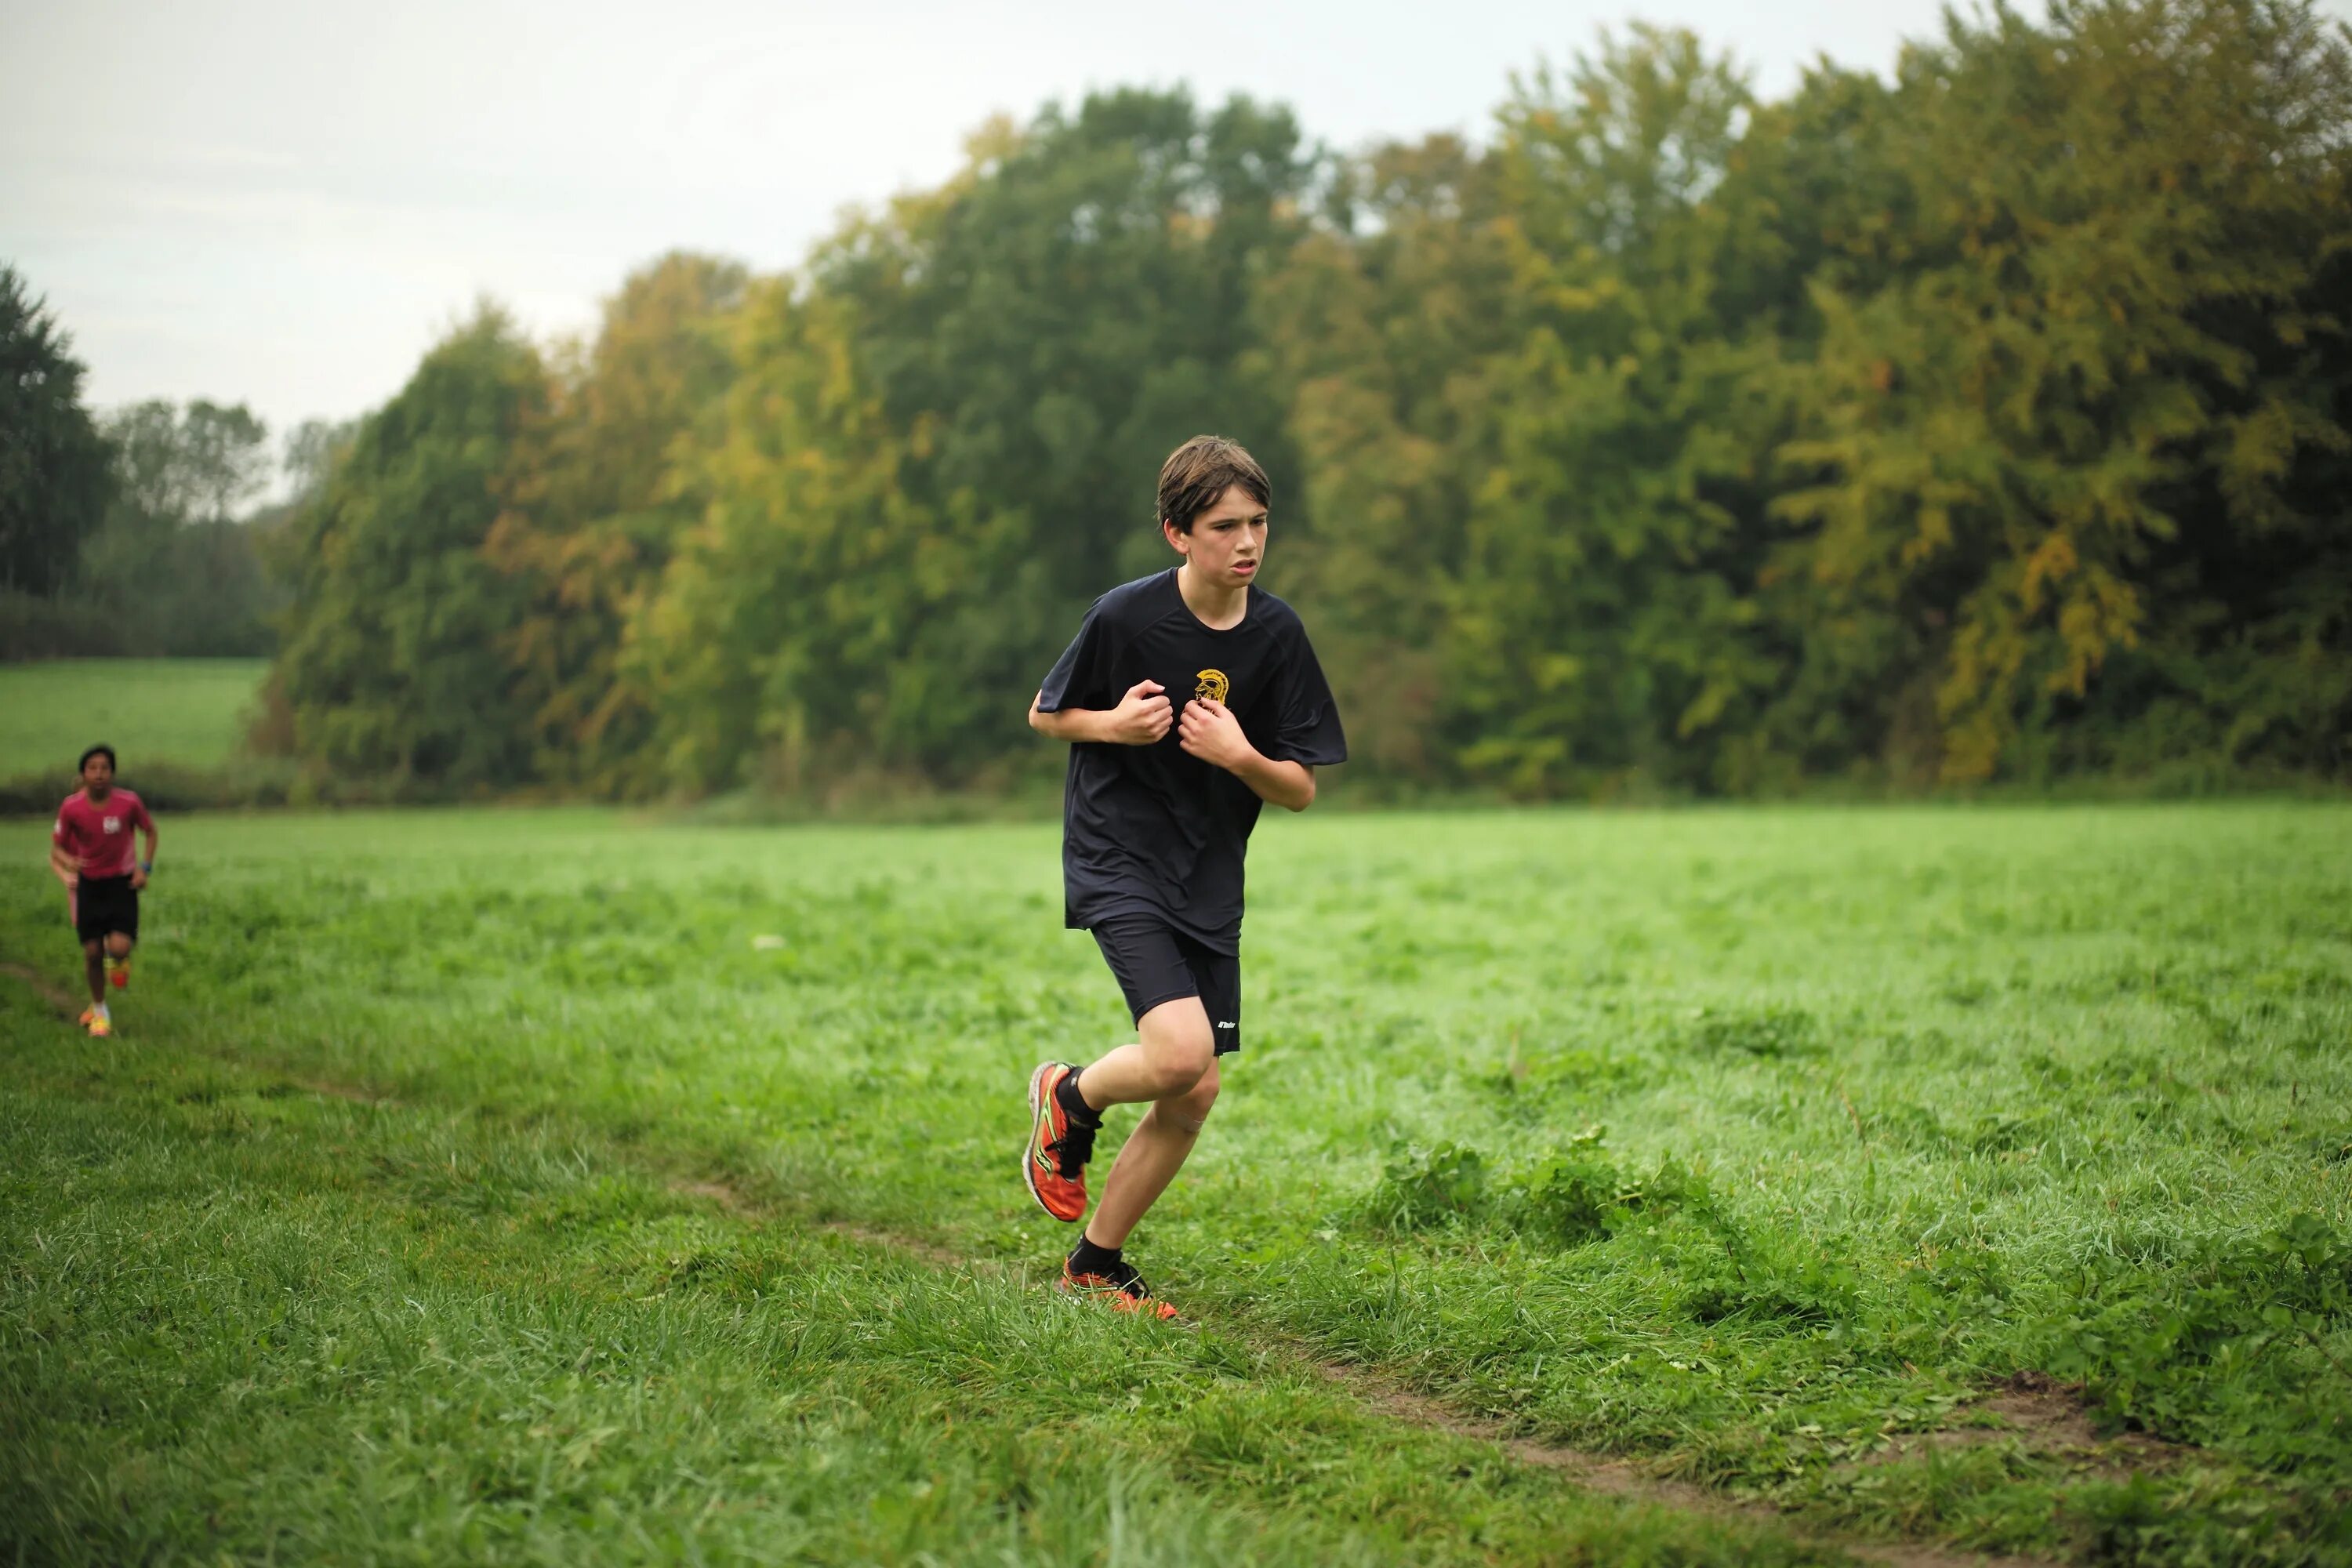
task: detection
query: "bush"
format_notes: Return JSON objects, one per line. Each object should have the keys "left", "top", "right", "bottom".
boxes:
{"left": 1682, "top": 1005, "right": 1821, "bottom": 1058}
{"left": 1359, "top": 1131, "right": 1705, "bottom": 1249}
{"left": 2042, "top": 1213, "right": 2352, "bottom": 1465}
{"left": 0, "top": 591, "right": 121, "bottom": 659}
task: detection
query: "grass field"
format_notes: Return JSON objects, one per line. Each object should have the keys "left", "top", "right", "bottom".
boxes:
{"left": 4, "top": 804, "right": 2349, "bottom": 1564}
{"left": 0, "top": 658, "right": 268, "bottom": 775}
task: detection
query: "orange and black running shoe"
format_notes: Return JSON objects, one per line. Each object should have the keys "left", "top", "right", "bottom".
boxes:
{"left": 1059, "top": 1255, "right": 1180, "bottom": 1320}
{"left": 1024, "top": 1062, "right": 1096, "bottom": 1222}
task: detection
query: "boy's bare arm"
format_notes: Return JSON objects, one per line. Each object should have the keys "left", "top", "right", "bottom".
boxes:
{"left": 1229, "top": 750, "right": 1316, "bottom": 812}
{"left": 1177, "top": 698, "right": 1316, "bottom": 811}
{"left": 49, "top": 843, "right": 79, "bottom": 886}
{"left": 133, "top": 822, "right": 158, "bottom": 888}
{"left": 1029, "top": 681, "right": 1173, "bottom": 746}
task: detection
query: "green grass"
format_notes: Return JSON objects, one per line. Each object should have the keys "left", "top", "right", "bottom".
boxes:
{"left": 0, "top": 658, "right": 267, "bottom": 775}
{"left": 5, "top": 803, "right": 2350, "bottom": 1564}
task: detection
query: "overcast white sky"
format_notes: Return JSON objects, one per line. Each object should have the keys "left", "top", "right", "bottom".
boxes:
{"left": 5, "top": 0, "right": 2348, "bottom": 436}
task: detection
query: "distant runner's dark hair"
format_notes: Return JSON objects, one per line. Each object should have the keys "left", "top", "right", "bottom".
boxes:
{"left": 78, "top": 744, "right": 117, "bottom": 774}
{"left": 1157, "top": 435, "right": 1270, "bottom": 534}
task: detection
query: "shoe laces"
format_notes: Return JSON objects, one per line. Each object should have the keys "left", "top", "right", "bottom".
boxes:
{"left": 1048, "top": 1117, "right": 1097, "bottom": 1179}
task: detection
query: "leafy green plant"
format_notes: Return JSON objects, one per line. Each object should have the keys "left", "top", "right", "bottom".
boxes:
{"left": 1683, "top": 1004, "right": 1820, "bottom": 1058}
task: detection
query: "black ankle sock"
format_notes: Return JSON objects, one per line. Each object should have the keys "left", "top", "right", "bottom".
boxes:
{"left": 1055, "top": 1066, "right": 1102, "bottom": 1128}
{"left": 1068, "top": 1234, "right": 1122, "bottom": 1275}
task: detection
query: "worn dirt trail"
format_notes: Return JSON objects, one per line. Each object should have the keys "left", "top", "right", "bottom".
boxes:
{"left": 667, "top": 1174, "right": 2058, "bottom": 1568}
{"left": 5, "top": 967, "right": 2064, "bottom": 1568}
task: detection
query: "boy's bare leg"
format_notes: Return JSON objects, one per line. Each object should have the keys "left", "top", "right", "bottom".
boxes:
{"left": 1072, "top": 995, "right": 1214, "bottom": 1107}
{"left": 1086, "top": 1059, "right": 1219, "bottom": 1248}
{"left": 81, "top": 940, "right": 104, "bottom": 1005}
{"left": 1064, "top": 996, "right": 1219, "bottom": 1248}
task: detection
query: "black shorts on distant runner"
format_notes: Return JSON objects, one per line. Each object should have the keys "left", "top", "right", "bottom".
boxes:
{"left": 1091, "top": 913, "right": 1242, "bottom": 1055}
{"left": 75, "top": 874, "right": 139, "bottom": 944}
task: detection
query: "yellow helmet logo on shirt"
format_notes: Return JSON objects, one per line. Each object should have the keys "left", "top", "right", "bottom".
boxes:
{"left": 1195, "top": 669, "right": 1229, "bottom": 705}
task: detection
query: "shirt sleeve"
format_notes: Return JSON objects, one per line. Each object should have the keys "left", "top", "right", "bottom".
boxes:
{"left": 1036, "top": 600, "right": 1116, "bottom": 715}
{"left": 1266, "top": 618, "right": 1348, "bottom": 767}
{"left": 129, "top": 796, "right": 153, "bottom": 832}
{"left": 52, "top": 812, "right": 67, "bottom": 845}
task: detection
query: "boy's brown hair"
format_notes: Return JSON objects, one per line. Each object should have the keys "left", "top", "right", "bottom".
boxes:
{"left": 1157, "top": 435, "right": 1269, "bottom": 533}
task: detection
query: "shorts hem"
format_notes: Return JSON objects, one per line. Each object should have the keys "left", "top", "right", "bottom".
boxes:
{"left": 1127, "top": 984, "right": 1200, "bottom": 1025}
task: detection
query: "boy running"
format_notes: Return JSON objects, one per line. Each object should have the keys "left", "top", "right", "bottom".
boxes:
{"left": 1022, "top": 435, "right": 1345, "bottom": 1317}
{"left": 49, "top": 744, "right": 157, "bottom": 1038}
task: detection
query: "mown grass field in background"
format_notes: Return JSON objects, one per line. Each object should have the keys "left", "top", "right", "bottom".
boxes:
{"left": 0, "top": 658, "right": 268, "bottom": 775}
{"left": 4, "top": 804, "right": 2349, "bottom": 1564}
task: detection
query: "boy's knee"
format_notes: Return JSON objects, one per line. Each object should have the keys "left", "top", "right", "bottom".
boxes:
{"left": 1167, "top": 1065, "right": 1220, "bottom": 1131}
{"left": 1138, "top": 1007, "right": 1214, "bottom": 1096}
{"left": 1149, "top": 1051, "right": 1210, "bottom": 1099}
{"left": 104, "top": 935, "right": 132, "bottom": 957}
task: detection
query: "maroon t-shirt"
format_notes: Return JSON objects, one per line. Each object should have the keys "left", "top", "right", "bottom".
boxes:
{"left": 53, "top": 789, "right": 151, "bottom": 880}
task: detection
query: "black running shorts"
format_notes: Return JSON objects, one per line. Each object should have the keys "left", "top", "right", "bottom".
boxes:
{"left": 75, "top": 874, "right": 139, "bottom": 944}
{"left": 1090, "top": 913, "right": 1242, "bottom": 1055}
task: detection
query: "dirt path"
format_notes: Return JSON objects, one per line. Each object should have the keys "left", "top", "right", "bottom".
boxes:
{"left": 662, "top": 1175, "right": 2055, "bottom": 1568}
{"left": 4, "top": 985, "right": 2064, "bottom": 1568}
{"left": 1, "top": 960, "right": 82, "bottom": 1016}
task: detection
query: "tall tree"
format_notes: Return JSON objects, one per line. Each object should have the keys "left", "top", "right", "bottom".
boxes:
{"left": 1449, "top": 27, "right": 1788, "bottom": 794}
{"left": 0, "top": 265, "right": 111, "bottom": 597}
{"left": 1774, "top": 0, "right": 2352, "bottom": 781}
{"left": 73, "top": 399, "right": 280, "bottom": 655}
{"left": 485, "top": 252, "right": 749, "bottom": 793}
{"left": 278, "top": 416, "right": 362, "bottom": 508}
{"left": 632, "top": 281, "right": 961, "bottom": 794}
{"left": 103, "top": 399, "right": 272, "bottom": 524}
{"left": 1250, "top": 134, "right": 1518, "bottom": 776}
{"left": 807, "top": 90, "right": 1323, "bottom": 781}
{"left": 271, "top": 307, "right": 545, "bottom": 786}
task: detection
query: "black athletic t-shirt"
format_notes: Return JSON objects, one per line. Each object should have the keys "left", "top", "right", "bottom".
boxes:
{"left": 1036, "top": 568, "right": 1346, "bottom": 953}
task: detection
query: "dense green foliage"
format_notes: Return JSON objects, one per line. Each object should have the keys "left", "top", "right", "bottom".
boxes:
{"left": 3, "top": 803, "right": 2347, "bottom": 1563}
{"left": 64, "top": 399, "right": 284, "bottom": 657}
{"left": 263, "top": 0, "right": 2352, "bottom": 799}
{"left": 0, "top": 265, "right": 111, "bottom": 602}
{"left": 270, "top": 309, "right": 546, "bottom": 786}
{"left": 0, "top": 289, "right": 316, "bottom": 660}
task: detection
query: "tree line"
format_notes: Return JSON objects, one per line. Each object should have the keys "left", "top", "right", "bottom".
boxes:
{"left": 19, "top": 0, "right": 2350, "bottom": 798}
{"left": 1, "top": 266, "right": 352, "bottom": 662}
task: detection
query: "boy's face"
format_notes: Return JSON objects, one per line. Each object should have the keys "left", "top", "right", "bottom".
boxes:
{"left": 81, "top": 755, "right": 114, "bottom": 794}
{"left": 1165, "top": 484, "right": 1267, "bottom": 587}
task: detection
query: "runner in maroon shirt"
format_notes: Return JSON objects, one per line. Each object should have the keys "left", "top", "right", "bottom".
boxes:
{"left": 49, "top": 745, "right": 158, "bottom": 1037}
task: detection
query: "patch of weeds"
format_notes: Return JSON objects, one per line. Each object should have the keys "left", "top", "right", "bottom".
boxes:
{"left": 1503, "top": 1147, "right": 1631, "bottom": 1246}
{"left": 2062, "top": 1468, "right": 2352, "bottom": 1567}
{"left": 1507, "top": 1147, "right": 1708, "bottom": 1248}
{"left": 2307, "top": 1130, "right": 2352, "bottom": 1165}
{"left": 1962, "top": 1109, "right": 2053, "bottom": 1154}
{"left": 1360, "top": 1141, "right": 1491, "bottom": 1230}
{"left": 1868, "top": 1100, "right": 2058, "bottom": 1159}
{"left": 2043, "top": 1213, "right": 2352, "bottom": 1467}
{"left": 1681, "top": 1005, "right": 1820, "bottom": 1059}
{"left": 1682, "top": 1250, "right": 1862, "bottom": 1330}
{"left": 1939, "top": 976, "right": 1994, "bottom": 1008}
{"left": 1359, "top": 1130, "right": 1704, "bottom": 1250}
{"left": 1875, "top": 1025, "right": 1956, "bottom": 1067}
{"left": 1483, "top": 1042, "right": 1651, "bottom": 1123}
{"left": 1902, "top": 1239, "right": 2011, "bottom": 1310}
